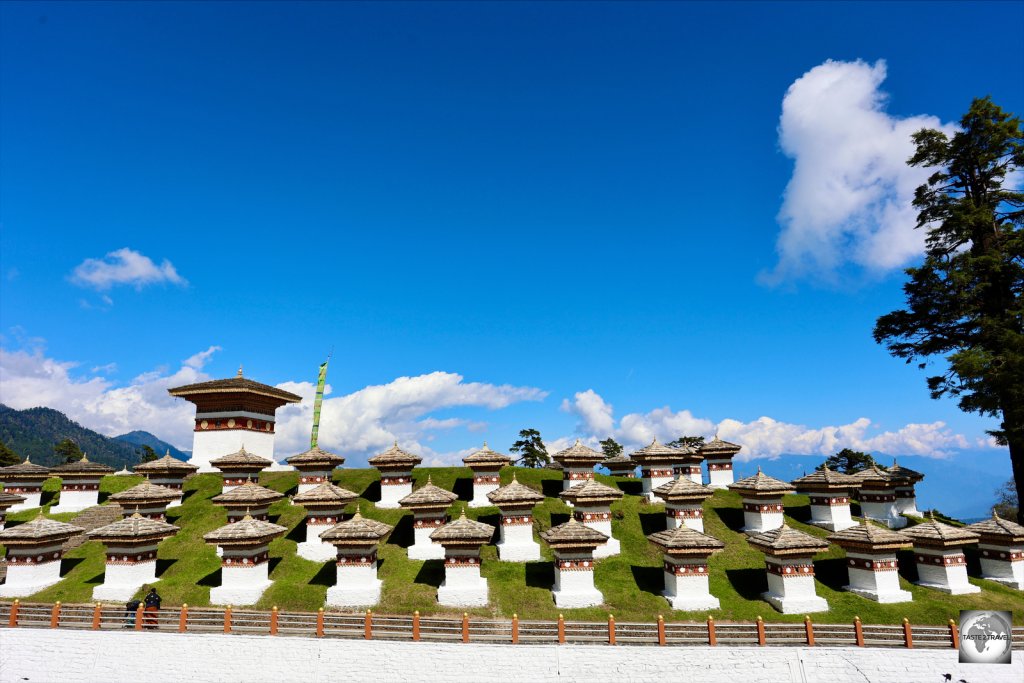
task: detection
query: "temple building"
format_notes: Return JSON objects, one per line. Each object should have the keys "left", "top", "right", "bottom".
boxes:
{"left": 107, "top": 480, "right": 180, "bottom": 519}
{"left": 0, "top": 491, "right": 26, "bottom": 530}
{"left": 88, "top": 513, "right": 179, "bottom": 601}
{"left": 550, "top": 440, "right": 604, "bottom": 494}
{"left": 828, "top": 521, "right": 913, "bottom": 603}
{"left": 652, "top": 476, "right": 715, "bottom": 532}
{"left": 672, "top": 444, "right": 705, "bottom": 486}
{"left": 168, "top": 368, "right": 302, "bottom": 471}
{"left": 699, "top": 435, "right": 743, "bottom": 489}
{"left": 600, "top": 454, "right": 637, "bottom": 478}
{"left": 630, "top": 438, "right": 684, "bottom": 501}
{"left": 486, "top": 474, "right": 545, "bottom": 561}
{"left": 0, "top": 513, "right": 81, "bottom": 597}
{"left": 203, "top": 513, "right": 288, "bottom": 605}
{"left": 462, "top": 443, "right": 511, "bottom": 508}
{"left": 0, "top": 458, "right": 51, "bottom": 512}
{"left": 540, "top": 518, "right": 608, "bottom": 608}
{"left": 321, "top": 509, "right": 393, "bottom": 607}
{"left": 51, "top": 454, "right": 114, "bottom": 514}
{"left": 901, "top": 513, "right": 981, "bottom": 595}
{"left": 211, "top": 481, "right": 285, "bottom": 521}
{"left": 210, "top": 446, "right": 273, "bottom": 493}
{"left": 368, "top": 442, "right": 422, "bottom": 509}
{"left": 429, "top": 510, "right": 495, "bottom": 607}
{"left": 747, "top": 523, "right": 830, "bottom": 614}
{"left": 790, "top": 466, "right": 861, "bottom": 531}
{"left": 728, "top": 468, "right": 794, "bottom": 534}
{"left": 647, "top": 526, "right": 725, "bottom": 611}
{"left": 853, "top": 465, "right": 907, "bottom": 529}
{"left": 398, "top": 476, "right": 458, "bottom": 560}
{"left": 888, "top": 458, "right": 925, "bottom": 517}
{"left": 560, "top": 479, "right": 623, "bottom": 558}
{"left": 132, "top": 451, "right": 198, "bottom": 507}
{"left": 286, "top": 445, "right": 345, "bottom": 495}
{"left": 292, "top": 482, "right": 359, "bottom": 562}
{"left": 967, "top": 511, "right": 1024, "bottom": 590}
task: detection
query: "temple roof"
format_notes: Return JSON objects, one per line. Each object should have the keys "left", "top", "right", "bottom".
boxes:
{"left": 53, "top": 454, "right": 114, "bottom": 475}
{"left": 462, "top": 443, "right": 512, "bottom": 468}
{"left": 429, "top": 509, "right": 495, "bottom": 544}
{"left": 203, "top": 514, "right": 287, "bottom": 544}
{"left": 600, "top": 454, "right": 635, "bottom": 468}
{"left": 0, "top": 491, "right": 27, "bottom": 506}
{"left": 285, "top": 445, "right": 345, "bottom": 468}
{"left": 629, "top": 438, "right": 684, "bottom": 460}
{"left": 550, "top": 439, "right": 604, "bottom": 466}
{"left": 367, "top": 442, "right": 423, "bottom": 467}
{"left": 88, "top": 512, "right": 180, "bottom": 541}
{"left": 652, "top": 476, "right": 715, "bottom": 501}
{"left": 168, "top": 370, "right": 302, "bottom": 403}
{"left": 791, "top": 465, "right": 861, "bottom": 489}
{"left": 852, "top": 464, "right": 904, "bottom": 486}
{"left": 887, "top": 458, "right": 925, "bottom": 483}
{"left": 399, "top": 476, "right": 458, "bottom": 507}
{"left": 728, "top": 468, "right": 795, "bottom": 495}
{"left": 901, "top": 514, "right": 980, "bottom": 546}
{"left": 292, "top": 482, "right": 359, "bottom": 506}
{"left": 211, "top": 481, "right": 286, "bottom": 505}
{"left": 486, "top": 475, "right": 545, "bottom": 506}
{"left": 559, "top": 479, "right": 624, "bottom": 506}
{"left": 699, "top": 434, "right": 742, "bottom": 456}
{"left": 319, "top": 509, "right": 393, "bottom": 543}
{"left": 0, "top": 513, "right": 81, "bottom": 542}
{"left": 209, "top": 446, "right": 273, "bottom": 469}
{"left": 133, "top": 451, "right": 199, "bottom": 475}
{"left": 540, "top": 518, "right": 609, "bottom": 548}
{"left": 0, "top": 457, "right": 52, "bottom": 477}
{"left": 828, "top": 520, "right": 912, "bottom": 550}
{"left": 966, "top": 511, "right": 1024, "bottom": 542}
{"left": 746, "top": 523, "right": 830, "bottom": 555}
{"left": 108, "top": 479, "right": 180, "bottom": 504}
{"left": 647, "top": 526, "right": 726, "bottom": 553}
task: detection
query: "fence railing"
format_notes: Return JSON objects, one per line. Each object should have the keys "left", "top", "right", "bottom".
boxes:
{"left": 2, "top": 601, "right": 1021, "bottom": 650}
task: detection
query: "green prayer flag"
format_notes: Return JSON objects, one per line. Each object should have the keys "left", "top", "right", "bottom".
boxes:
{"left": 310, "top": 360, "right": 328, "bottom": 448}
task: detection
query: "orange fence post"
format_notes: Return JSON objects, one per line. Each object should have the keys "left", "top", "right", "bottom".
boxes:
{"left": 756, "top": 616, "right": 766, "bottom": 646}
{"left": 707, "top": 616, "right": 717, "bottom": 646}
{"left": 462, "top": 613, "right": 469, "bottom": 643}
{"left": 854, "top": 616, "right": 864, "bottom": 647}
{"left": 92, "top": 603, "right": 102, "bottom": 630}
{"left": 223, "top": 606, "right": 232, "bottom": 634}
{"left": 511, "top": 613, "right": 519, "bottom": 644}
{"left": 902, "top": 618, "right": 913, "bottom": 649}
{"left": 557, "top": 614, "right": 565, "bottom": 644}
{"left": 948, "top": 619, "right": 959, "bottom": 649}
{"left": 269, "top": 606, "right": 279, "bottom": 635}
{"left": 608, "top": 614, "right": 616, "bottom": 645}
{"left": 316, "top": 608, "right": 324, "bottom": 638}
{"left": 364, "top": 609, "right": 372, "bottom": 640}
{"left": 657, "top": 615, "right": 666, "bottom": 646}
{"left": 412, "top": 610, "right": 420, "bottom": 641}
{"left": 135, "top": 603, "right": 144, "bottom": 631}
{"left": 178, "top": 604, "right": 188, "bottom": 633}
{"left": 50, "top": 601, "right": 61, "bottom": 629}
{"left": 8, "top": 600, "right": 18, "bottom": 627}
{"left": 804, "top": 615, "right": 815, "bottom": 646}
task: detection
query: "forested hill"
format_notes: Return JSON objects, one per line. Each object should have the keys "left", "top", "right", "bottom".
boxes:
{"left": 113, "top": 430, "right": 190, "bottom": 460}
{"left": 0, "top": 404, "right": 182, "bottom": 468}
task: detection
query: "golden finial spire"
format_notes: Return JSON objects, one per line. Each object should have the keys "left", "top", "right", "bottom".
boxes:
{"left": 992, "top": 507, "right": 1000, "bottom": 519}
{"left": 459, "top": 507, "right": 467, "bottom": 520}
{"left": 81, "top": 452, "right": 89, "bottom": 462}
{"left": 237, "top": 365, "right": 244, "bottom": 378}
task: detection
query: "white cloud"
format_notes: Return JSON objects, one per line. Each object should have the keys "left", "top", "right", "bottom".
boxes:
{"left": 562, "top": 389, "right": 977, "bottom": 460}
{"left": 762, "top": 59, "right": 956, "bottom": 285}
{"left": 70, "top": 248, "right": 187, "bottom": 291}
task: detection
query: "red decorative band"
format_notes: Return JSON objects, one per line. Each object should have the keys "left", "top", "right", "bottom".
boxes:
{"left": 668, "top": 508, "right": 704, "bottom": 519}
{"left": 664, "top": 562, "right": 709, "bottom": 576}
{"left": 707, "top": 462, "right": 733, "bottom": 471}
{"left": 847, "top": 557, "right": 898, "bottom": 572}
{"left": 566, "top": 472, "right": 595, "bottom": 481}
{"left": 380, "top": 477, "right": 410, "bottom": 486}
{"left": 766, "top": 563, "right": 815, "bottom": 577}
{"left": 446, "top": 556, "right": 481, "bottom": 567}
{"left": 743, "top": 503, "right": 784, "bottom": 513}
{"left": 299, "top": 475, "right": 329, "bottom": 485}
{"left": 4, "top": 486, "right": 42, "bottom": 493}
{"left": 122, "top": 511, "right": 166, "bottom": 521}
{"left": 7, "top": 552, "right": 62, "bottom": 565}
{"left": 337, "top": 553, "right": 377, "bottom": 565}
{"left": 895, "top": 490, "right": 916, "bottom": 499}
{"left": 809, "top": 497, "right": 849, "bottom": 507}
{"left": 861, "top": 493, "right": 896, "bottom": 502}
{"left": 980, "top": 549, "right": 1024, "bottom": 562}
{"left": 223, "top": 552, "right": 269, "bottom": 567}
{"left": 107, "top": 551, "right": 157, "bottom": 565}
{"left": 473, "top": 476, "right": 501, "bottom": 484}
{"left": 573, "top": 511, "right": 611, "bottom": 522}
{"left": 195, "top": 420, "right": 274, "bottom": 433}
{"left": 642, "top": 469, "right": 674, "bottom": 478}
{"left": 916, "top": 554, "right": 966, "bottom": 567}
{"left": 61, "top": 484, "right": 99, "bottom": 491}
{"left": 558, "top": 559, "right": 595, "bottom": 571}
{"left": 306, "top": 516, "right": 341, "bottom": 525}
{"left": 673, "top": 465, "right": 702, "bottom": 474}
{"left": 413, "top": 517, "right": 446, "bottom": 528}
{"left": 223, "top": 477, "right": 259, "bottom": 486}
{"left": 228, "top": 513, "right": 269, "bottom": 521}
{"left": 501, "top": 515, "right": 533, "bottom": 526}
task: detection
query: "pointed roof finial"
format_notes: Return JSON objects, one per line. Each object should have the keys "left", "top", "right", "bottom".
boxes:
{"left": 426, "top": 474, "right": 433, "bottom": 485}
{"left": 459, "top": 507, "right": 467, "bottom": 520}
{"left": 165, "top": 449, "right": 171, "bottom": 457}
{"left": 242, "top": 506, "right": 253, "bottom": 521}
{"left": 993, "top": 507, "right": 1001, "bottom": 519}
{"left": 574, "top": 438, "right": 582, "bottom": 445}
{"left": 81, "top": 452, "right": 89, "bottom": 462}
{"left": 24, "top": 455, "right": 31, "bottom": 464}
{"left": 928, "top": 510, "right": 936, "bottom": 521}
{"left": 237, "top": 365, "right": 244, "bottom": 378}
{"left": 483, "top": 441, "right": 488, "bottom": 449}
{"left": 511, "top": 473, "right": 518, "bottom": 483}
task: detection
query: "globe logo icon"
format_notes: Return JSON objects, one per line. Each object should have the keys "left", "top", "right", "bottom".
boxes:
{"left": 959, "top": 610, "right": 1012, "bottom": 664}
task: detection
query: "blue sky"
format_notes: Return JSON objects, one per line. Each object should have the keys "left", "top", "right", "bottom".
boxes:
{"left": 1, "top": 2, "right": 1021, "bottom": 516}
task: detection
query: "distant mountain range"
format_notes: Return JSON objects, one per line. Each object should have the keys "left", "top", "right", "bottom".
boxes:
{"left": 0, "top": 404, "right": 189, "bottom": 468}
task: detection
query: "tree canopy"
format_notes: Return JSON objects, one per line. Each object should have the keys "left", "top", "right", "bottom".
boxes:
{"left": 138, "top": 445, "right": 159, "bottom": 463}
{"left": 815, "top": 448, "right": 877, "bottom": 474}
{"left": 873, "top": 97, "right": 1024, "bottom": 523}
{"left": 599, "top": 437, "right": 623, "bottom": 459}
{"left": 53, "top": 437, "right": 83, "bottom": 464}
{"left": 0, "top": 442, "right": 19, "bottom": 467}
{"left": 667, "top": 436, "right": 705, "bottom": 450}
{"left": 509, "top": 428, "right": 550, "bottom": 468}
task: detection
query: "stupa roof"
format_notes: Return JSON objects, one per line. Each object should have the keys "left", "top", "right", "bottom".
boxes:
{"left": 168, "top": 369, "right": 301, "bottom": 403}
{"left": 0, "top": 457, "right": 52, "bottom": 477}
{"left": 209, "top": 446, "right": 273, "bottom": 469}
{"left": 652, "top": 476, "right": 715, "bottom": 502}
{"left": 559, "top": 479, "right": 624, "bottom": 506}
{"left": 53, "top": 454, "right": 114, "bottom": 475}
{"left": 108, "top": 479, "right": 180, "bottom": 504}
{"left": 429, "top": 510, "right": 495, "bottom": 544}
{"left": 699, "top": 434, "right": 742, "bottom": 456}
{"left": 852, "top": 464, "right": 904, "bottom": 486}
{"left": 286, "top": 445, "right": 345, "bottom": 468}
{"left": 728, "top": 468, "right": 795, "bottom": 496}
{"left": 0, "top": 513, "right": 81, "bottom": 542}
{"left": 747, "top": 523, "right": 830, "bottom": 556}
{"left": 791, "top": 465, "right": 861, "bottom": 490}
{"left": 540, "top": 518, "right": 609, "bottom": 549}
{"left": 901, "top": 513, "right": 980, "bottom": 547}
{"left": 601, "top": 454, "right": 635, "bottom": 468}
{"left": 367, "top": 442, "right": 422, "bottom": 467}
{"left": 550, "top": 439, "right": 604, "bottom": 466}
{"left": 203, "top": 514, "right": 287, "bottom": 545}
{"left": 319, "top": 509, "right": 393, "bottom": 543}
{"left": 647, "top": 526, "right": 726, "bottom": 554}
{"left": 292, "top": 482, "right": 359, "bottom": 506}
{"left": 629, "top": 438, "right": 684, "bottom": 461}
{"left": 462, "top": 443, "right": 512, "bottom": 468}
{"left": 0, "top": 491, "right": 27, "bottom": 506}
{"left": 966, "top": 511, "right": 1024, "bottom": 543}
{"left": 828, "top": 520, "right": 912, "bottom": 551}
{"left": 211, "top": 481, "right": 286, "bottom": 505}
{"left": 546, "top": 460, "right": 564, "bottom": 471}
{"left": 133, "top": 452, "right": 199, "bottom": 475}
{"left": 88, "top": 512, "right": 179, "bottom": 542}
{"left": 486, "top": 475, "right": 545, "bottom": 506}
{"left": 399, "top": 476, "right": 458, "bottom": 507}
{"left": 887, "top": 458, "right": 924, "bottom": 483}
{"left": 113, "top": 467, "right": 132, "bottom": 476}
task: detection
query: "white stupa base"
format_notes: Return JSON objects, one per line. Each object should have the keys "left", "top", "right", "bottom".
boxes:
{"left": 980, "top": 574, "right": 1024, "bottom": 590}
{"left": 593, "top": 538, "right": 620, "bottom": 558}
{"left": 762, "top": 591, "right": 829, "bottom": 614}
{"left": 552, "top": 586, "right": 604, "bottom": 608}
{"left": 665, "top": 515, "right": 705, "bottom": 533}
{"left": 167, "top": 495, "right": 184, "bottom": 509}
{"left": 469, "top": 482, "right": 499, "bottom": 508}
{"left": 978, "top": 550, "right": 1024, "bottom": 590}
{"left": 297, "top": 539, "right": 338, "bottom": 562}
{"left": 266, "top": 461, "right": 292, "bottom": 472}
{"left": 51, "top": 489, "right": 100, "bottom": 514}
{"left": 408, "top": 541, "right": 445, "bottom": 561}
{"left": 642, "top": 477, "right": 674, "bottom": 501}
{"left": 210, "top": 581, "right": 273, "bottom": 605}
{"left": 189, "top": 429, "right": 276, "bottom": 473}
{"left": 0, "top": 562, "right": 63, "bottom": 597}
{"left": 707, "top": 466, "right": 734, "bottom": 490}
{"left": 437, "top": 579, "right": 489, "bottom": 607}
{"left": 915, "top": 554, "right": 979, "bottom": 594}
{"left": 9, "top": 493, "right": 42, "bottom": 513}
{"left": 742, "top": 510, "right": 784, "bottom": 534}
{"left": 377, "top": 484, "right": 410, "bottom": 509}
{"left": 860, "top": 500, "right": 906, "bottom": 529}
{"left": 496, "top": 542, "right": 541, "bottom": 562}
{"left": 914, "top": 580, "right": 981, "bottom": 595}
{"left": 92, "top": 561, "right": 157, "bottom": 601}
{"left": 326, "top": 580, "right": 382, "bottom": 607}
{"left": 844, "top": 584, "right": 913, "bottom": 603}
{"left": 664, "top": 591, "right": 720, "bottom": 611}
{"left": 807, "top": 504, "right": 856, "bottom": 531}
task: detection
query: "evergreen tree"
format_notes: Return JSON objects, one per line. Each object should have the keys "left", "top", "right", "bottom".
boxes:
{"left": 667, "top": 435, "right": 706, "bottom": 450}
{"left": 815, "top": 448, "right": 877, "bottom": 474}
{"left": 599, "top": 437, "right": 623, "bottom": 459}
{"left": 138, "top": 445, "right": 158, "bottom": 463}
{"left": 509, "top": 428, "right": 550, "bottom": 468}
{"left": 54, "top": 437, "right": 84, "bottom": 464}
{"left": 0, "top": 442, "right": 19, "bottom": 467}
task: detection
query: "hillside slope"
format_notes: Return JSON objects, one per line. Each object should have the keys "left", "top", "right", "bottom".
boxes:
{"left": 113, "top": 430, "right": 190, "bottom": 460}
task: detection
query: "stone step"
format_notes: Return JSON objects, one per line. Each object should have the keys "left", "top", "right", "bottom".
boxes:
{"left": 63, "top": 504, "right": 123, "bottom": 551}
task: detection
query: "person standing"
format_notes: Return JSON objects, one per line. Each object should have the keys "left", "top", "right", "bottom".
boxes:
{"left": 142, "top": 586, "right": 161, "bottom": 629}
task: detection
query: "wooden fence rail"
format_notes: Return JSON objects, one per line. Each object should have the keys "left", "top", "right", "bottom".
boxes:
{"left": 1, "top": 601, "right": 1021, "bottom": 650}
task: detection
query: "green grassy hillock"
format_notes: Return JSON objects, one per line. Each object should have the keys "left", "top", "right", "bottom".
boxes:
{"left": 3, "top": 467, "right": 1022, "bottom": 624}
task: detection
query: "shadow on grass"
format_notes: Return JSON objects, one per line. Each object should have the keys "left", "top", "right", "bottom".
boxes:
{"left": 616, "top": 479, "right": 644, "bottom": 496}
{"left": 541, "top": 480, "right": 564, "bottom": 499}
{"left": 639, "top": 512, "right": 666, "bottom": 536}
{"left": 286, "top": 522, "right": 306, "bottom": 544}
{"left": 477, "top": 513, "right": 502, "bottom": 543}
{"left": 387, "top": 514, "right": 414, "bottom": 548}
{"left": 414, "top": 560, "right": 445, "bottom": 588}
{"left": 155, "top": 558, "right": 176, "bottom": 578}
{"left": 40, "top": 489, "right": 58, "bottom": 507}
{"left": 83, "top": 570, "right": 104, "bottom": 586}
{"left": 361, "top": 480, "right": 381, "bottom": 503}
{"left": 785, "top": 504, "right": 811, "bottom": 524}
{"left": 59, "top": 557, "right": 86, "bottom": 577}
{"left": 725, "top": 568, "right": 766, "bottom": 600}
{"left": 712, "top": 506, "right": 745, "bottom": 532}
{"left": 896, "top": 549, "right": 919, "bottom": 583}
{"left": 964, "top": 546, "right": 983, "bottom": 577}
{"left": 98, "top": 490, "right": 112, "bottom": 504}
{"left": 630, "top": 565, "right": 664, "bottom": 596}
{"left": 198, "top": 568, "right": 221, "bottom": 587}
{"left": 550, "top": 513, "right": 570, "bottom": 527}
{"left": 268, "top": 557, "right": 282, "bottom": 574}
{"left": 453, "top": 477, "right": 474, "bottom": 502}
{"left": 180, "top": 489, "right": 198, "bottom": 504}
{"left": 850, "top": 502, "right": 862, "bottom": 517}
{"left": 310, "top": 562, "right": 337, "bottom": 587}
{"left": 525, "top": 561, "right": 554, "bottom": 589}
{"left": 812, "top": 557, "right": 849, "bottom": 592}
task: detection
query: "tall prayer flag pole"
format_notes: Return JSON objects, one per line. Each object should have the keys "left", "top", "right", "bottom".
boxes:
{"left": 310, "top": 358, "right": 329, "bottom": 448}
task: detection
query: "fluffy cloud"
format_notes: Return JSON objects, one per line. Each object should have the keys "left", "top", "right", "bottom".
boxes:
{"left": 70, "top": 248, "right": 187, "bottom": 291}
{"left": 762, "top": 59, "right": 955, "bottom": 285}
{"left": 561, "top": 389, "right": 975, "bottom": 459}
